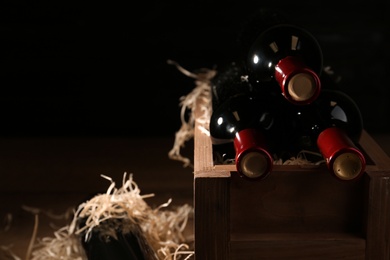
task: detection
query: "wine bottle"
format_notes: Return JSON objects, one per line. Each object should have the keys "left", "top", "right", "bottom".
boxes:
{"left": 237, "top": 8, "right": 323, "bottom": 105}
{"left": 209, "top": 87, "right": 294, "bottom": 180}
{"left": 285, "top": 88, "right": 366, "bottom": 181}
{"left": 77, "top": 208, "right": 158, "bottom": 260}
{"left": 210, "top": 93, "right": 270, "bottom": 180}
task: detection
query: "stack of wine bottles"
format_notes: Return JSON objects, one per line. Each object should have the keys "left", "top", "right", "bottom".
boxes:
{"left": 209, "top": 8, "right": 366, "bottom": 182}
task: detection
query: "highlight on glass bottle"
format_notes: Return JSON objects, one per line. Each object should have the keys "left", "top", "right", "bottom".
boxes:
{"left": 246, "top": 24, "right": 323, "bottom": 105}
{"left": 316, "top": 88, "right": 366, "bottom": 180}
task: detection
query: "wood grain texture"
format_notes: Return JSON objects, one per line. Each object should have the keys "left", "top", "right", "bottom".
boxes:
{"left": 365, "top": 171, "right": 390, "bottom": 260}
{"left": 194, "top": 174, "right": 230, "bottom": 260}
{"left": 230, "top": 233, "right": 365, "bottom": 260}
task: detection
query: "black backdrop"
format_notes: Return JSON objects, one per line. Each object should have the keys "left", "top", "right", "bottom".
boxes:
{"left": 1, "top": 2, "right": 389, "bottom": 137}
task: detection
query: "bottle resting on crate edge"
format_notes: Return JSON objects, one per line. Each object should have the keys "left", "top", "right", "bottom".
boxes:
{"left": 283, "top": 88, "right": 366, "bottom": 181}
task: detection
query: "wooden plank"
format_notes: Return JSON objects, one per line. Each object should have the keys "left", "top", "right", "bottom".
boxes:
{"left": 193, "top": 90, "right": 214, "bottom": 173}
{"left": 229, "top": 170, "right": 365, "bottom": 235}
{"left": 193, "top": 120, "right": 214, "bottom": 172}
{"left": 230, "top": 233, "right": 365, "bottom": 260}
{"left": 365, "top": 171, "right": 390, "bottom": 260}
{"left": 194, "top": 174, "right": 230, "bottom": 260}
{"left": 360, "top": 130, "right": 390, "bottom": 170}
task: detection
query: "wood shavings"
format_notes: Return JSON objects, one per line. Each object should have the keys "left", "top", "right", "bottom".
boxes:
{"left": 29, "top": 225, "right": 86, "bottom": 260}
{"left": 167, "top": 60, "right": 216, "bottom": 168}
{"left": 274, "top": 150, "right": 326, "bottom": 166}
{"left": 72, "top": 172, "right": 194, "bottom": 260}
{"left": 1, "top": 172, "right": 194, "bottom": 260}
{"left": 70, "top": 173, "right": 154, "bottom": 240}
{"left": 25, "top": 214, "right": 38, "bottom": 260}
{"left": 2, "top": 213, "right": 12, "bottom": 232}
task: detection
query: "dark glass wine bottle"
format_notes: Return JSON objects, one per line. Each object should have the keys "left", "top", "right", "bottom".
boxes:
{"left": 210, "top": 93, "right": 271, "bottom": 180}
{"left": 209, "top": 87, "right": 294, "bottom": 180}
{"left": 78, "top": 213, "right": 158, "bottom": 260}
{"left": 237, "top": 8, "right": 323, "bottom": 105}
{"left": 246, "top": 24, "right": 323, "bottom": 105}
{"left": 285, "top": 88, "right": 366, "bottom": 181}
{"left": 210, "top": 61, "right": 297, "bottom": 180}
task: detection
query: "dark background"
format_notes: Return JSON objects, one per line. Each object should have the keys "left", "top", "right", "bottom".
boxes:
{"left": 1, "top": 2, "right": 389, "bottom": 138}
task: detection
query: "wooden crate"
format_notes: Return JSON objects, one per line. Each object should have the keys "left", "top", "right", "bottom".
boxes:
{"left": 193, "top": 100, "right": 390, "bottom": 259}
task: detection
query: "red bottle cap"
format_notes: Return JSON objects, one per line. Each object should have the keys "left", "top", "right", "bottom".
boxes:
{"left": 275, "top": 56, "right": 321, "bottom": 105}
{"left": 317, "top": 127, "right": 366, "bottom": 181}
{"left": 234, "top": 128, "right": 273, "bottom": 180}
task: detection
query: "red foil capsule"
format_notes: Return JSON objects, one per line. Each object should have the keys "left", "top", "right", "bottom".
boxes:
{"left": 234, "top": 128, "right": 273, "bottom": 180}
{"left": 275, "top": 56, "right": 321, "bottom": 105}
{"left": 317, "top": 127, "right": 366, "bottom": 181}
